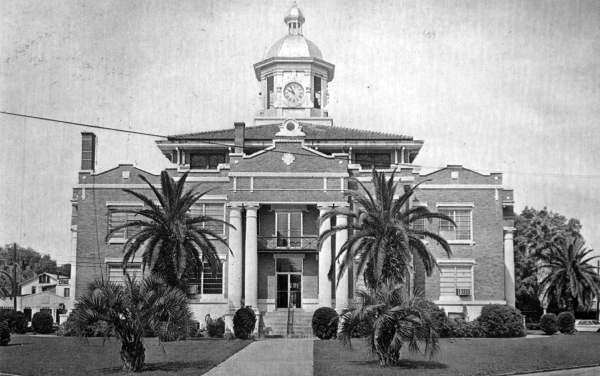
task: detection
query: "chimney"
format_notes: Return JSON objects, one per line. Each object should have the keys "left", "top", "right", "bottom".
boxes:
{"left": 81, "top": 132, "right": 96, "bottom": 171}
{"left": 234, "top": 122, "right": 245, "bottom": 153}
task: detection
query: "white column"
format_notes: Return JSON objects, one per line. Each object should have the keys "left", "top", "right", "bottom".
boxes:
{"left": 318, "top": 204, "right": 332, "bottom": 307}
{"left": 503, "top": 227, "right": 516, "bottom": 307}
{"left": 244, "top": 203, "right": 259, "bottom": 311}
{"left": 335, "top": 214, "right": 349, "bottom": 312}
{"left": 227, "top": 204, "right": 243, "bottom": 312}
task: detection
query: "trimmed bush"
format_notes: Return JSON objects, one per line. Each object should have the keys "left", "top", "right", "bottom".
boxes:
{"left": 540, "top": 313, "right": 558, "bottom": 335}
{"left": 207, "top": 316, "right": 225, "bottom": 338}
{"left": 0, "top": 310, "right": 27, "bottom": 334}
{"left": 233, "top": 306, "right": 257, "bottom": 339}
{"left": 557, "top": 311, "right": 575, "bottom": 334}
{"left": 445, "top": 319, "right": 485, "bottom": 338}
{"left": 0, "top": 320, "right": 10, "bottom": 346}
{"left": 312, "top": 307, "right": 339, "bottom": 340}
{"left": 478, "top": 304, "right": 525, "bottom": 337}
{"left": 32, "top": 312, "right": 54, "bottom": 334}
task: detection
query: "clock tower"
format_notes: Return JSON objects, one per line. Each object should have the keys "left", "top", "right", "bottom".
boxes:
{"left": 254, "top": 2, "right": 335, "bottom": 126}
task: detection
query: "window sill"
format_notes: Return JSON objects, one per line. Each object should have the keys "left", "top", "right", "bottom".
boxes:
{"left": 108, "top": 238, "right": 127, "bottom": 244}
{"left": 447, "top": 240, "right": 475, "bottom": 246}
{"left": 188, "top": 295, "right": 227, "bottom": 304}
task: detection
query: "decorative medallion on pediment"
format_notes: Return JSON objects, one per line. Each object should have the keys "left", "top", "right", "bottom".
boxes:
{"left": 282, "top": 152, "right": 295, "bottom": 165}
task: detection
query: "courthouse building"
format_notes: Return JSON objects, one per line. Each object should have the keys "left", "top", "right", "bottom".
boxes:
{"left": 71, "top": 4, "right": 516, "bottom": 332}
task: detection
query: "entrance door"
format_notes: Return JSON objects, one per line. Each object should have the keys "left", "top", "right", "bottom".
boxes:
{"left": 275, "top": 256, "right": 302, "bottom": 309}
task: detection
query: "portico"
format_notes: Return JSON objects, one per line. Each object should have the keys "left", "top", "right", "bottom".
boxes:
{"left": 226, "top": 201, "right": 352, "bottom": 316}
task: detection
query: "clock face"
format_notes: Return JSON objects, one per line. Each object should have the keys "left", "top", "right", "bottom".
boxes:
{"left": 283, "top": 82, "right": 304, "bottom": 106}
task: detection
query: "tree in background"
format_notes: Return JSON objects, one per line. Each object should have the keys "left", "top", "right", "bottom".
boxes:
{"left": 514, "top": 207, "right": 591, "bottom": 318}
{"left": 538, "top": 236, "right": 600, "bottom": 312}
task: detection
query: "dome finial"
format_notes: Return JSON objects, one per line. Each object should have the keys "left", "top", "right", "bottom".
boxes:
{"left": 284, "top": 2, "right": 305, "bottom": 35}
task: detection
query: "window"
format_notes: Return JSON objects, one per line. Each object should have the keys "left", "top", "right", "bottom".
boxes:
{"left": 63, "top": 288, "right": 70, "bottom": 298}
{"left": 107, "top": 205, "right": 141, "bottom": 242}
{"left": 276, "top": 212, "right": 302, "bottom": 248}
{"left": 412, "top": 218, "right": 426, "bottom": 232}
{"left": 439, "top": 264, "right": 473, "bottom": 298}
{"left": 189, "top": 152, "right": 226, "bottom": 169}
{"left": 313, "top": 76, "right": 321, "bottom": 109}
{"left": 355, "top": 152, "right": 391, "bottom": 169}
{"left": 31, "top": 286, "right": 36, "bottom": 294}
{"left": 39, "top": 275, "right": 50, "bottom": 283}
{"left": 439, "top": 208, "right": 472, "bottom": 241}
{"left": 185, "top": 260, "right": 223, "bottom": 295}
{"left": 107, "top": 264, "right": 142, "bottom": 285}
{"left": 267, "top": 75, "right": 274, "bottom": 109}
{"left": 189, "top": 203, "right": 225, "bottom": 236}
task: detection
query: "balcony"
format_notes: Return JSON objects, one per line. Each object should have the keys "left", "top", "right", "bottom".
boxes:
{"left": 258, "top": 235, "right": 319, "bottom": 251}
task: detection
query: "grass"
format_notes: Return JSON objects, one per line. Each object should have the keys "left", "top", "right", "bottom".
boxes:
{"left": 314, "top": 333, "right": 600, "bottom": 376}
{"left": 0, "top": 335, "right": 251, "bottom": 376}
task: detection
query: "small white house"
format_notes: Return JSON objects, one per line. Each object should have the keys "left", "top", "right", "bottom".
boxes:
{"left": 0, "top": 272, "right": 73, "bottom": 323}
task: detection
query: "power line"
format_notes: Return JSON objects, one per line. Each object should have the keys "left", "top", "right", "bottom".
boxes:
{"left": 2, "top": 110, "right": 600, "bottom": 179}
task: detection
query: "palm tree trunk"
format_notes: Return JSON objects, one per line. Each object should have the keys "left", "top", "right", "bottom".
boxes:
{"left": 120, "top": 338, "right": 145, "bottom": 372}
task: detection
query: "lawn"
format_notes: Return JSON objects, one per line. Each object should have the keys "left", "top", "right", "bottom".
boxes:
{"left": 314, "top": 333, "right": 600, "bottom": 376}
{"left": 0, "top": 335, "right": 251, "bottom": 376}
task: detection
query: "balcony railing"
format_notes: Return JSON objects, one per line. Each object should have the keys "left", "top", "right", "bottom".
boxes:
{"left": 258, "top": 236, "right": 319, "bottom": 251}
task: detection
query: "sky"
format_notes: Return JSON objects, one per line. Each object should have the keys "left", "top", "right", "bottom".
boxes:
{"left": 0, "top": 0, "right": 599, "bottom": 264}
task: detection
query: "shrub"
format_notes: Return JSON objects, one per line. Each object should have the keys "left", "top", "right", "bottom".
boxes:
{"left": 312, "top": 307, "right": 339, "bottom": 340}
{"left": 32, "top": 312, "right": 54, "bottom": 334}
{"left": 0, "top": 310, "right": 28, "bottom": 334}
{"left": 419, "top": 301, "right": 452, "bottom": 337}
{"left": 0, "top": 320, "right": 10, "bottom": 346}
{"left": 444, "top": 319, "right": 485, "bottom": 338}
{"left": 206, "top": 316, "right": 225, "bottom": 338}
{"left": 540, "top": 313, "right": 558, "bottom": 335}
{"left": 557, "top": 311, "right": 575, "bottom": 334}
{"left": 477, "top": 304, "right": 525, "bottom": 337}
{"left": 233, "top": 306, "right": 257, "bottom": 339}
{"left": 526, "top": 322, "right": 540, "bottom": 331}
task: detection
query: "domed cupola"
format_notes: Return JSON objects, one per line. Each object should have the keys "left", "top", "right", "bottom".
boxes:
{"left": 254, "top": 2, "right": 335, "bottom": 126}
{"left": 265, "top": 3, "right": 323, "bottom": 59}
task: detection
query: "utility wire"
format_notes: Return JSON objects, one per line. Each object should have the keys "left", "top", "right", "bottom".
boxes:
{"left": 2, "top": 110, "right": 600, "bottom": 179}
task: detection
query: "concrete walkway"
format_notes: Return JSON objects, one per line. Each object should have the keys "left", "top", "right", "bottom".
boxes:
{"left": 205, "top": 338, "right": 313, "bottom": 376}
{"left": 513, "top": 366, "right": 600, "bottom": 376}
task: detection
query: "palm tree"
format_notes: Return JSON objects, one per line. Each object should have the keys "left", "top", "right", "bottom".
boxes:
{"left": 538, "top": 236, "right": 600, "bottom": 312}
{"left": 70, "top": 275, "right": 191, "bottom": 372}
{"left": 338, "top": 281, "right": 439, "bottom": 366}
{"left": 107, "top": 170, "right": 232, "bottom": 287}
{"left": 318, "top": 169, "right": 454, "bottom": 290}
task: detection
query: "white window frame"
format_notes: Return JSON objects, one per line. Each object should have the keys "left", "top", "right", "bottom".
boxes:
{"left": 105, "top": 261, "right": 143, "bottom": 285}
{"left": 438, "top": 259, "right": 475, "bottom": 301}
{"left": 436, "top": 202, "right": 474, "bottom": 245}
{"left": 106, "top": 202, "right": 144, "bottom": 244}
{"left": 274, "top": 211, "right": 304, "bottom": 248}
{"left": 189, "top": 202, "right": 226, "bottom": 238}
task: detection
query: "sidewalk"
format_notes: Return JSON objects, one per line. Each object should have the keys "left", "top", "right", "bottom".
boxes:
{"left": 204, "top": 338, "right": 314, "bottom": 376}
{"left": 513, "top": 366, "right": 600, "bottom": 376}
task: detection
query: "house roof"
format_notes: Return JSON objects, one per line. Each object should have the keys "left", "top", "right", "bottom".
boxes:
{"left": 164, "top": 123, "right": 413, "bottom": 142}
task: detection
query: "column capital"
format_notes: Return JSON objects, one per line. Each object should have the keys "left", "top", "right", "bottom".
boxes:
{"left": 244, "top": 202, "right": 260, "bottom": 210}
{"left": 334, "top": 202, "right": 350, "bottom": 208}
{"left": 228, "top": 202, "right": 244, "bottom": 208}
{"left": 317, "top": 202, "right": 334, "bottom": 210}
{"left": 503, "top": 226, "right": 516, "bottom": 234}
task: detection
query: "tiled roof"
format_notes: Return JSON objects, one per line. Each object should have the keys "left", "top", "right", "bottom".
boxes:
{"left": 167, "top": 123, "right": 412, "bottom": 141}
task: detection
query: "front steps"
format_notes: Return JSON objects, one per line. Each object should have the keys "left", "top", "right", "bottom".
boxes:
{"left": 261, "top": 309, "right": 314, "bottom": 338}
